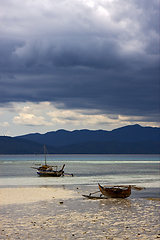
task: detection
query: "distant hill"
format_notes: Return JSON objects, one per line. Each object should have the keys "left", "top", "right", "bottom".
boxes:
{"left": 0, "top": 124, "right": 159, "bottom": 154}
{"left": 17, "top": 124, "right": 160, "bottom": 147}
{"left": 52, "top": 140, "right": 160, "bottom": 154}
{"left": 0, "top": 136, "right": 45, "bottom": 154}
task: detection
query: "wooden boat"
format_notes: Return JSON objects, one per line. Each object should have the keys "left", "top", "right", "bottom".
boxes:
{"left": 82, "top": 184, "right": 145, "bottom": 199}
{"left": 32, "top": 146, "right": 65, "bottom": 177}
{"left": 98, "top": 183, "right": 131, "bottom": 198}
{"left": 37, "top": 164, "right": 65, "bottom": 177}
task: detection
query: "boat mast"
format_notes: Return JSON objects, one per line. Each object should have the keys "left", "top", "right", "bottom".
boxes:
{"left": 44, "top": 145, "right": 47, "bottom": 165}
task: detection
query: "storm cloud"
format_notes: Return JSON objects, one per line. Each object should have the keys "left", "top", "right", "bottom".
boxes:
{"left": 0, "top": 0, "right": 159, "bottom": 129}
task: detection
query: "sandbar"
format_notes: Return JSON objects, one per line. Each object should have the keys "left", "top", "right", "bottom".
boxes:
{"left": 0, "top": 187, "right": 77, "bottom": 205}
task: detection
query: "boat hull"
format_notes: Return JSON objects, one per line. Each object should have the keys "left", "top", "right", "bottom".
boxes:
{"left": 37, "top": 170, "right": 63, "bottom": 177}
{"left": 98, "top": 183, "right": 131, "bottom": 198}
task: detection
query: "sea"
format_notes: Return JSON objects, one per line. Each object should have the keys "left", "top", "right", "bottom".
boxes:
{"left": 0, "top": 154, "right": 159, "bottom": 198}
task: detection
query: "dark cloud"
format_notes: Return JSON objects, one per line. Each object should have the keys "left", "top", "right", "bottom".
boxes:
{"left": 0, "top": 0, "right": 159, "bottom": 123}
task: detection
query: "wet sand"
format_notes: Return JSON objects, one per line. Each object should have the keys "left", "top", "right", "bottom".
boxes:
{"left": 0, "top": 187, "right": 160, "bottom": 239}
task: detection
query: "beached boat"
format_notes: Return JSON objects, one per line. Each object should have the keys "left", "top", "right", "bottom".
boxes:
{"left": 98, "top": 183, "right": 131, "bottom": 198}
{"left": 82, "top": 184, "right": 145, "bottom": 199}
{"left": 31, "top": 146, "right": 65, "bottom": 177}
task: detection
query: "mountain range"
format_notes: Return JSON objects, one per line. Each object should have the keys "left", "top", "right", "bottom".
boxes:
{"left": 0, "top": 124, "right": 159, "bottom": 154}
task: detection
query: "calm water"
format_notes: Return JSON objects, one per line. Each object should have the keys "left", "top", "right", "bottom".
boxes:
{"left": 0, "top": 154, "right": 159, "bottom": 198}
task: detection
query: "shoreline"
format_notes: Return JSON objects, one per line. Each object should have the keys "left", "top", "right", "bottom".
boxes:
{"left": 0, "top": 186, "right": 160, "bottom": 205}
{"left": 0, "top": 187, "right": 160, "bottom": 239}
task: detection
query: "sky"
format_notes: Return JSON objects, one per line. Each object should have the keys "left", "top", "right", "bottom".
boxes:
{"left": 0, "top": 0, "right": 159, "bottom": 137}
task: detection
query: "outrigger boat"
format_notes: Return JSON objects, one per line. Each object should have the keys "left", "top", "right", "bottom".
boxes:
{"left": 31, "top": 146, "right": 66, "bottom": 177}
{"left": 83, "top": 184, "right": 145, "bottom": 199}
{"left": 98, "top": 183, "right": 131, "bottom": 198}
